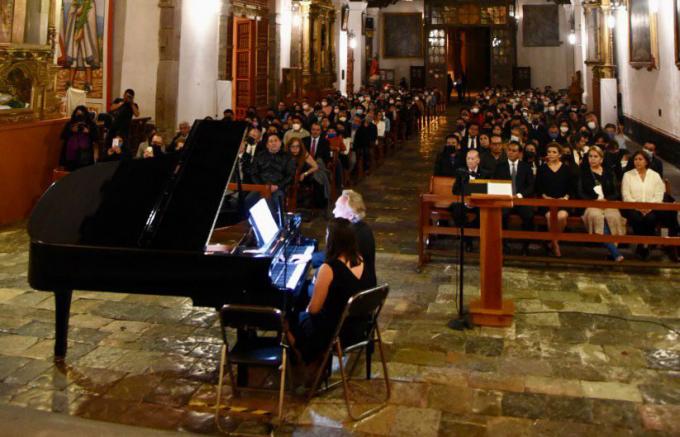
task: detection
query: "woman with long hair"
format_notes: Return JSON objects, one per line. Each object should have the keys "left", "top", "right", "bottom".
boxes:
{"left": 535, "top": 142, "right": 573, "bottom": 257}
{"left": 288, "top": 218, "right": 372, "bottom": 364}
{"left": 60, "top": 105, "right": 98, "bottom": 171}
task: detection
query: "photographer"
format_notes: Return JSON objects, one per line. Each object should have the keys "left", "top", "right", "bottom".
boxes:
{"left": 106, "top": 88, "right": 139, "bottom": 154}
{"left": 60, "top": 106, "right": 99, "bottom": 171}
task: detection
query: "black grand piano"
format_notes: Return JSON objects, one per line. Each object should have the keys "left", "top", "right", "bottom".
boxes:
{"left": 28, "top": 120, "right": 315, "bottom": 360}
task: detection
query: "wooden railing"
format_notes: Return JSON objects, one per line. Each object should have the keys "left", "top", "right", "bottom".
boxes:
{"left": 418, "top": 193, "right": 680, "bottom": 268}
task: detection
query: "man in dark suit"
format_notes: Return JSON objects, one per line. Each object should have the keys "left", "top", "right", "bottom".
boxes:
{"left": 528, "top": 113, "right": 548, "bottom": 148}
{"left": 494, "top": 142, "right": 535, "bottom": 254}
{"left": 433, "top": 135, "right": 461, "bottom": 177}
{"left": 451, "top": 149, "right": 492, "bottom": 251}
{"left": 303, "top": 123, "right": 331, "bottom": 164}
{"left": 455, "top": 122, "right": 483, "bottom": 169}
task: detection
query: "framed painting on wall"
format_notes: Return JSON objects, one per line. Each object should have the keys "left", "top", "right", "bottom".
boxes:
{"left": 584, "top": 6, "right": 601, "bottom": 64}
{"left": 55, "top": 0, "right": 114, "bottom": 114}
{"left": 341, "top": 5, "right": 348, "bottom": 32}
{"left": 381, "top": 13, "right": 423, "bottom": 58}
{"left": 0, "top": 0, "right": 12, "bottom": 43}
{"left": 522, "top": 4, "right": 559, "bottom": 47}
{"left": 629, "top": 0, "right": 657, "bottom": 70}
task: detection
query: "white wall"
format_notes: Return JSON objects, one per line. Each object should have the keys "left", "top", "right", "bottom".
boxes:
{"left": 116, "top": 0, "right": 160, "bottom": 119}
{"left": 516, "top": 0, "right": 574, "bottom": 90}
{"left": 177, "top": 0, "right": 220, "bottom": 123}
{"left": 615, "top": 4, "right": 680, "bottom": 141}
{"left": 374, "top": 0, "right": 424, "bottom": 87}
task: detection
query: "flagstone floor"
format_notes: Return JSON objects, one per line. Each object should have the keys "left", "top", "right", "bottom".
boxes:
{"left": 0, "top": 112, "right": 678, "bottom": 436}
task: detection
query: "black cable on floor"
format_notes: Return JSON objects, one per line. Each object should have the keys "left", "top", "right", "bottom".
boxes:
{"left": 516, "top": 310, "right": 680, "bottom": 336}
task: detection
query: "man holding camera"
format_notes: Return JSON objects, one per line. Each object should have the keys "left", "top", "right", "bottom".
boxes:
{"left": 106, "top": 89, "right": 140, "bottom": 158}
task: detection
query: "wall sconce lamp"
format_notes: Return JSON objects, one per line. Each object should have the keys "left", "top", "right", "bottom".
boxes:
{"left": 568, "top": 31, "right": 577, "bottom": 45}
{"left": 348, "top": 30, "right": 357, "bottom": 49}
{"left": 606, "top": 14, "right": 616, "bottom": 29}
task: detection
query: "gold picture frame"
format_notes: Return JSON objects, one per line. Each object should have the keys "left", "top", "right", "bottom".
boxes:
{"left": 628, "top": 0, "right": 658, "bottom": 70}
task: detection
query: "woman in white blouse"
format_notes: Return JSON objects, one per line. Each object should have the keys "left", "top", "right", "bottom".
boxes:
{"left": 621, "top": 150, "right": 665, "bottom": 259}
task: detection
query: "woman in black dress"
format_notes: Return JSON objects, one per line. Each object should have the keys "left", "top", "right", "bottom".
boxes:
{"left": 289, "top": 218, "right": 372, "bottom": 364}
{"left": 535, "top": 143, "right": 574, "bottom": 257}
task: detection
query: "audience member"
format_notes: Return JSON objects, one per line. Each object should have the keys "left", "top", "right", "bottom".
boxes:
{"left": 622, "top": 151, "right": 665, "bottom": 259}
{"left": 60, "top": 105, "right": 98, "bottom": 171}
{"left": 536, "top": 143, "right": 573, "bottom": 257}
{"left": 578, "top": 146, "right": 626, "bottom": 262}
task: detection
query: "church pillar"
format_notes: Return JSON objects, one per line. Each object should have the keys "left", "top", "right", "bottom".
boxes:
{"left": 301, "top": 0, "right": 312, "bottom": 76}
{"left": 585, "top": 0, "right": 617, "bottom": 126}
{"left": 156, "top": 0, "right": 182, "bottom": 139}
{"left": 347, "top": 1, "right": 366, "bottom": 93}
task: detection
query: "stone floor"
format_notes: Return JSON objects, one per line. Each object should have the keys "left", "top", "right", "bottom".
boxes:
{"left": 0, "top": 112, "right": 679, "bottom": 436}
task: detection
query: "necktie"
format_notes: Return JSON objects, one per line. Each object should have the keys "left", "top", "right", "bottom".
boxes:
{"left": 510, "top": 162, "right": 517, "bottom": 195}
{"left": 311, "top": 138, "right": 317, "bottom": 157}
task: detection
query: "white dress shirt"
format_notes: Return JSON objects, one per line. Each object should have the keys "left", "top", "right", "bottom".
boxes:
{"left": 622, "top": 169, "right": 664, "bottom": 203}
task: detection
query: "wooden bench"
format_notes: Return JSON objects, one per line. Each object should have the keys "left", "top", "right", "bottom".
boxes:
{"left": 419, "top": 176, "right": 680, "bottom": 268}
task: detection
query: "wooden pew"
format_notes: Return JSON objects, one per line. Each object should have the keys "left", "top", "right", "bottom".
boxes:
{"left": 418, "top": 176, "right": 680, "bottom": 269}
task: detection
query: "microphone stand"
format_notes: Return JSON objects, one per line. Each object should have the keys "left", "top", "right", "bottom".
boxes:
{"left": 448, "top": 170, "right": 472, "bottom": 331}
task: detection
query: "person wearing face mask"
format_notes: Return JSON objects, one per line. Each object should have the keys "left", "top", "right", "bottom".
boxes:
{"left": 351, "top": 115, "right": 377, "bottom": 174}
{"left": 283, "top": 116, "right": 311, "bottom": 145}
{"left": 434, "top": 135, "right": 461, "bottom": 177}
{"left": 585, "top": 113, "right": 601, "bottom": 136}
{"left": 528, "top": 113, "right": 548, "bottom": 147}
{"left": 557, "top": 121, "right": 571, "bottom": 144}
{"left": 60, "top": 105, "right": 99, "bottom": 170}
{"left": 546, "top": 124, "right": 566, "bottom": 147}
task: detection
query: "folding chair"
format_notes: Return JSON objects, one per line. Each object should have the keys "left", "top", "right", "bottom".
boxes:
{"left": 215, "top": 305, "right": 292, "bottom": 423}
{"left": 306, "top": 284, "right": 391, "bottom": 421}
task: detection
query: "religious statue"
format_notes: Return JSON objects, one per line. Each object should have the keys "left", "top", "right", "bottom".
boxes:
{"left": 60, "top": 0, "right": 100, "bottom": 92}
{"left": 568, "top": 70, "right": 584, "bottom": 105}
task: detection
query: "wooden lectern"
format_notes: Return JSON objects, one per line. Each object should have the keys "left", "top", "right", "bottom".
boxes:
{"left": 467, "top": 193, "right": 515, "bottom": 327}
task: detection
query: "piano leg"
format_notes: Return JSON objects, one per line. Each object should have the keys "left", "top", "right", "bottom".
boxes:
{"left": 53, "top": 290, "right": 73, "bottom": 362}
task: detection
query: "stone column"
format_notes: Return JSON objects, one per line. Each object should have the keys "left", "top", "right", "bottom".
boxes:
{"left": 301, "top": 0, "right": 311, "bottom": 76}
{"left": 347, "top": 1, "right": 366, "bottom": 93}
{"left": 155, "top": 0, "right": 182, "bottom": 139}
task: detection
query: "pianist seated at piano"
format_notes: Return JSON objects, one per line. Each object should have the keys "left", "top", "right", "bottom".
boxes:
{"left": 288, "top": 218, "right": 373, "bottom": 364}
{"left": 307, "top": 190, "right": 376, "bottom": 289}
{"left": 247, "top": 134, "right": 296, "bottom": 212}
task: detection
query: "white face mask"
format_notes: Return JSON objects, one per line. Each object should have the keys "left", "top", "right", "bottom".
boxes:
{"left": 510, "top": 135, "right": 520, "bottom": 142}
{"left": 587, "top": 121, "right": 597, "bottom": 130}
{"left": 356, "top": 109, "right": 363, "bottom": 115}
{"left": 339, "top": 116, "right": 346, "bottom": 122}
{"left": 560, "top": 126, "right": 569, "bottom": 134}
{"left": 292, "top": 123, "right": 301, "bottom": 131}
{"left": 471, "top": 108, "right": 479, "bottom": 114}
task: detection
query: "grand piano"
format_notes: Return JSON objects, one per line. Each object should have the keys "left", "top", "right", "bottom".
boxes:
{"left": 28, "top": 120, "right": 315, "bottom": 361}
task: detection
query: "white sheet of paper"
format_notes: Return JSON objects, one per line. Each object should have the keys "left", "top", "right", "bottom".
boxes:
{"left": 487, "top": 182, "right": 513, "bottom": 196}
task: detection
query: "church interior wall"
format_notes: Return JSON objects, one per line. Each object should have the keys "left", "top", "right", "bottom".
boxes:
{"left": 614, "top": 4, "right": 680, "bottom": 143}
{"left": 373, "top": 0, "right": 424, "bottom": 88}
{"left": 515, "top": 0, "right": 573, "bottom": 91}
{"left": 115, "top": 0, "right": 160, "bottom": 119}
{"left": 177, "top": 0, "right": 221, "bottom": 123}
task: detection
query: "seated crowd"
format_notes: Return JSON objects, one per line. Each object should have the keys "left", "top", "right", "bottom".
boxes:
{"left": 60, "top": 85, "right": 443, "bottom": 213}
{"left": 433, "top": 87, "right": 678, "bottom": 261}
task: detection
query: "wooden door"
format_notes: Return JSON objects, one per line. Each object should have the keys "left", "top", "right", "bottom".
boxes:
{"left": 233, "top": 18, "right": 255, "bottom": 119}
{"left": 255, "top": 18, "right": 268, "bottom": 113}
{"left": 232, "top": 17, "right": 268, "bottom": 118}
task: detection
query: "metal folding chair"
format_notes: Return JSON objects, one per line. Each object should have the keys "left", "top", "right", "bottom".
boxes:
{"left": 215, "top": 305, "right": 292, "bottom": 423}
{"left": 306, "top": 284, "right": 391, "bottom": 420}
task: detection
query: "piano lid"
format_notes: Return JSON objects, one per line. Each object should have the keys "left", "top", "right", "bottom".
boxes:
{"left": 28, "top": 120, "right": 248, "bottom": 251}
